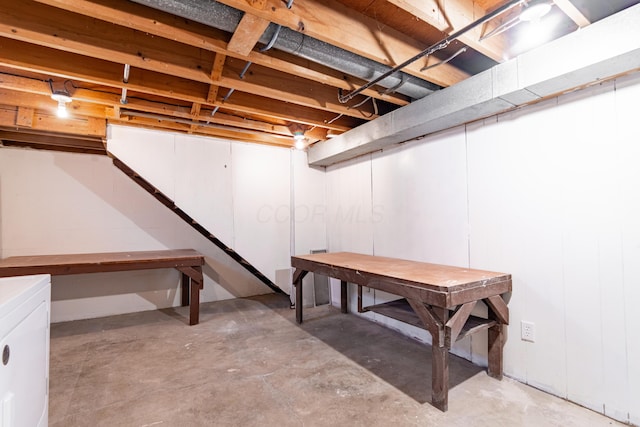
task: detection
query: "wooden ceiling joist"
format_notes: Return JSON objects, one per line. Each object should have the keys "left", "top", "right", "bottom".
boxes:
{"left": 215, "top": 0, "right": 470, "bottom": 87}
{"left": 227, "top": 12, "right": 271, "bottom": 56}
{"left": 30, "top": 0, "right": 409, "bottom": 106}
{"left": 386, "top": 0, "right": 508, "bottom": 62}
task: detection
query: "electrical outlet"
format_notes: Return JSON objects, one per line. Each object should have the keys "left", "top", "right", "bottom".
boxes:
{"left": 521, "top": 321, "right": 535, "bottom": 342}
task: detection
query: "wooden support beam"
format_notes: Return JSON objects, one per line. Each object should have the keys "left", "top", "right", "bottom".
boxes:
{"left": 215, "top": 0, "right": 469, "bottom": 87}
{"left": 111, "top": 116, "right": 292, "bottom": 147}
{"left": 444, "top": 301, "right": 476, "bottom": 346}
{"left": 30, "top": 0, "right": 408, "bottom": 106}
{"left": 207, "top": 53, "right": 227, "bottom": 104}
{"left": 0, "top": 106, "right": 106, "bottom": 137}
{"left": 227, "top": 12, "right": 270, "bottom": 56}
{"left": 484, "top": 294, "right": 509, "bottom": 325}
{"left": 387, "top": 0, "right": 508, "bottom": 62}
{"left": 0, "top": 128, "right": 106, "bottom": 155}
{"left": 0, "top": 44, "right": 359, "bottom": 131}
{"left": 0, "top": 2, "right": 215, "bottom": 83}
{"left": 221, "top": 57, "right": 379, "bottom": 119}
{"left": 15, "top": 107, "right": 35, "bottom": 128}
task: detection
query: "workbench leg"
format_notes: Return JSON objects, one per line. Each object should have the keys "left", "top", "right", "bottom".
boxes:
{"left": 296, "top": 280, "right": 303, "bottom": 324}
{"left": 340, "top": 280, "right": 348, "bottom": 314}
{"left": 181, "top": 272, "right": 189, "bottom": 307}
{"left": 189, "top": 275, "right": 200, "bottom": 326}
{"left": 432, "top": 344, "right": 449, "bottom": 412}
{"left": 488, "top": 323, "right": 504, "bottom": 379}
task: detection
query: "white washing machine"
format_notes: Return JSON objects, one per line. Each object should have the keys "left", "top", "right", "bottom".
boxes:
{"left": 0, "top": 274, "right": 51, "bottom": 427}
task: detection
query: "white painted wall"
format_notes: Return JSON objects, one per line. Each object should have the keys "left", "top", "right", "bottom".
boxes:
{"left": 324, "top": 73, "right": 640, "bottom": 424}
{"left": 0, "top": 127, "right": 307, "bottom": 322}
{"left": 292, "top": 150, "right": 327, "bottom": 306}
{"left": 108, "top": 126, "right": 293, "bottom": 285}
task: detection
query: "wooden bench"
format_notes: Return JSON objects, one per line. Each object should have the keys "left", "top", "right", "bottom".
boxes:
{"left": 291, "top": 251, "right": 511, "bottom": 412}
{"left": 0, "top": 249, "right": 205, "bottom": 325}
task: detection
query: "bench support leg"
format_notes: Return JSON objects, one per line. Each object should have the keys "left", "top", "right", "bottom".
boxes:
{"left": 432, "top": 344, "right": 449, "bottom": 411}
{"left": 190, "top": 273, "right": 200, "bottom": 326}
{"left": 341, "top": 280, "right": 348, "bottom": 314}
{"left": 488, "top": 323, "right": 504, "bottom": 379}
{"left": 177, "top": 266, "right": 203, "bottom": 326}
{"left": 181, "top": 272, "right": 190, "bottom": 307}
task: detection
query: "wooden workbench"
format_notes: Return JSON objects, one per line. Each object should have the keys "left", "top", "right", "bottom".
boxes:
{"left": 0, "top": 249, "right": 205, "bottom": 325}
{"left": 291, "top": 251, "right": 511, "bottom": 412}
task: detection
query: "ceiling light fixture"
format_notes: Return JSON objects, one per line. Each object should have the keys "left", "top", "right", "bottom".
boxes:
{"left": 288, "top": 123, "right": 308, "bottom": 149}
{"left": 49, "top": 79, "right": 74, "bottom": 119}
{"left": 51, "top": 91, "right": 72, "bottom": 119}
{"left": 479, "top": 1, "right": 553, "bottom": 42}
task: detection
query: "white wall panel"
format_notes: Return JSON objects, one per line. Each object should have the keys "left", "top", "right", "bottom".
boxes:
{"left": 326, "top": 155, "right": 374, "bottom": 254}
{"left": 174, "top": 134, "right": 234, "bottom": 244}
{"left": 370, "top": 128, "right": 472, "bottom": 356}
{"left": 468, "top": 101, "right": 569, "bottom": 395}
{"left": 371, "top": 128, "right": 469, "bottom": 265}
{"left": 326, "top": 155, "right": 374, "bottom": 306}
{"left": 615, "top": 73, "right": 640, "bottom": 425}
{"left": 231, "top": 143, "right": 291, "bottom": 285}
{"left": 292, "top": 150, "right": 327, "bottom": 306}
{"left": 108, "top": 125, "right": 176, "bottom": 199}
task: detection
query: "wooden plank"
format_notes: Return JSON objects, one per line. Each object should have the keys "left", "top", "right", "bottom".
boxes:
{"left": 221, "top": 57, "right": 379, "bottom": 119}
{"left": 32, "top": 0, "right": 408, "bottom": 106}
{"left": 484, "top": 294, "right": 509, "bottom": 324}
{"left": 0, "top": 2, "right": 214, "bottom": 83}
{"left": 386, "top": 0, "right": 507, "bottom": 62}
{"left": 292, "top": 252, "right": 511, "bottom": 292}
{"left": 15, "top": 107, "right": 34, "bottom": 127}
{"left": 114, "top": 116, "right": 291, "bottom": 147}
{"left": 406, "top": 298, "right": 442, "bottom": 343}
{"left": 445, "top": 301, "right": 477, "bottom": 346}
{"left": 292, "top": 268, "right": 308, "bottom": 284}
{"left": 0, "top": 51, "right": 360, "bottom": 132}
{"left": 207, "top": 52, "right": 227, "bottom": 104}
{"left": 365, "top": 298, "right": 496, "bottom": 341}
{"left": 0, "top": 249, "right": 204, "bottom": 277}
{"left": 0, "top": 88, "right": 107, "bottom": 119}
{"left": 0, "top": 107, "right": 107, "bottom": 138}
{"left": 1, "top": 1, "right": 370, "bottom": 123}
{"left": 216, "top": 0, "right": 469, "bottom": 87}
{"left": 554, "top": 0, "right": 590, "bottom": 28}
{"left": 227, "top": 13, "right": 270, "bottom": 56}
{"left": 0, "top": 129, "right": 106, "bottom": 155}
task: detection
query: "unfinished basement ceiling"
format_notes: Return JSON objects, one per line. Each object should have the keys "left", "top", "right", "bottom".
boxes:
{"left": 0, "top": 0, "right": 638, "bottom": 152}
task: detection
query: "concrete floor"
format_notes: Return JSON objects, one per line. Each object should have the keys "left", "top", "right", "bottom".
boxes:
{"left": 49, "top": 294, "right": 625, "bottom": 427}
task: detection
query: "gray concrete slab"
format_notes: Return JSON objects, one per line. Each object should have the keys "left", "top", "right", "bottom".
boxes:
{"left": 50, "top": 295, "right": 626, "bottom": 426}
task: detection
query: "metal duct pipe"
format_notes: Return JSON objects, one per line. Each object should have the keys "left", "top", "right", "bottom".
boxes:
{"left": 130, "top": 0, "right": 439, "bottom": 100}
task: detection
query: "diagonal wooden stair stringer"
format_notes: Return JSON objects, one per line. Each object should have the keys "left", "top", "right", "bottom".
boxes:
{"left": 111, "top": 155, "right": 283, "bottom": 295}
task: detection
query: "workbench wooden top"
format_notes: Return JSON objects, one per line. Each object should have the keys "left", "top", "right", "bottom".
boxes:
{"left": 291, "top": 252, "right": 510, "bottom": 292}
{"left": 0, "top": 249, "right": 204, "bottom": 277}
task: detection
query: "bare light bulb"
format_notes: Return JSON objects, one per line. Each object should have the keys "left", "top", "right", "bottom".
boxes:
{"left": 56, "top": 100, "right": 69, "bottom": 118}
{"left": 294, "top": 139, "right": 305, "bottom": 150}
{"left": 51, "top": 92, "right": 72, "bottom": 119}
